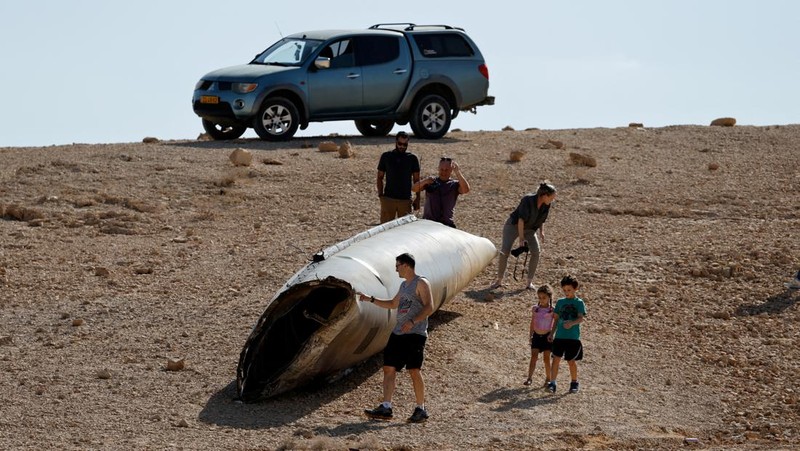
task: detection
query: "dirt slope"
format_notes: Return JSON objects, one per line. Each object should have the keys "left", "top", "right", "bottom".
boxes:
{"left": 0, "top": 125, "right": 798, "bottom": 450}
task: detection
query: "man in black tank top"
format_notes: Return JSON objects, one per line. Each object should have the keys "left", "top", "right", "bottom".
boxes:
{"left": 359, "top": 253, "right": 434, "bottom": 423}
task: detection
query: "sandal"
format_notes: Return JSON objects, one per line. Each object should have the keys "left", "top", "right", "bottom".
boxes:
{"left": 489, "top": 281, "right": 503, "bottom": 290}
{"left": 523, "top": 378, "right": 532, "bottom": 386}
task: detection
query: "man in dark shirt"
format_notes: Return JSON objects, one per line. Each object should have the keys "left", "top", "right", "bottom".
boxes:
{"left": 377, "top": 132, "right": 420, "bottom": 223}
{"left": 412, "top": 157, "right": 471, "bottom": 228}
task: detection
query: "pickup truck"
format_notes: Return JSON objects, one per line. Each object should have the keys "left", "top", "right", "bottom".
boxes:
{"left": 192, "top": 23, "right": 494, "bottom": 141}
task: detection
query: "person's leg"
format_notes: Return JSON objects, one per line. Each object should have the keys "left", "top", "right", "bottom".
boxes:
{"left": 526, "top": 350, "right": 538, "bottom": 383}
{"left": 568, "top": 360, "right": 578, "bottom": 382}
{"left": 398, "top": 198, "right": 413, "bottom": 217}
{"left": 380, "top": 197, "right": 392, "bottom": 224}
{"left": 550, "top": 355, "right": 561, "bottom": 381}
{"left": 382, "top": 365, "right": 397, "bottom": 403}
{"left": 543, "top": 350, "right": 552, "bottom": 381}
{"left": 493, "top": 222, "right": 516, "bottom": 286}
{"left": 408, "top": 368, "right": 425, "bottom": 407}
{"left": 525, "top": 231, "right": 541, "bottom": 288}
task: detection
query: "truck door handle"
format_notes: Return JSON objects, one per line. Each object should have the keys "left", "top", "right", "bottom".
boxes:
{"left": 346, "top": 73, "right": 361, "bottom": 79}
{"left": 393, "top": 69, "right": 408, "bottom": 74}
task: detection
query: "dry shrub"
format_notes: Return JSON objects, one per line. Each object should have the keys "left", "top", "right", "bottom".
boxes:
{"left": 629, "top": 122, "right": 644, "bottom": 128}
{"left": 569, "top": 152, "right": 597, "bottom": 167}
{"left": 502, "top": 125, "right": 515, "bottom": 131}
{"left": 710, "top": 117, "right": 736, "bottom": 127}
{"left": 509, "top": 150, "right": 525, "bottom": 162}
{"left": 262, "top": 158, "right": 283, "bottom": 165}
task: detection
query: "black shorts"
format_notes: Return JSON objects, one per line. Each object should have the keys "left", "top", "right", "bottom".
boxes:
{"left": 551, "top": 338, "right": 583, "bottom": 361}
{"left": 384, "top": 333, "right": 427, "bottom": 370}
{"left": 530, "top": 333, "right": 552, "bottom": 351}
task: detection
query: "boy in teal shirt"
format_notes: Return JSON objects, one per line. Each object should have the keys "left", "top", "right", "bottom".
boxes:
{"left": 547, "top": 275, "right": 586, "bottom": 394}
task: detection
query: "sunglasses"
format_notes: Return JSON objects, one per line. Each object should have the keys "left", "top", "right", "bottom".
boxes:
{"left": 440, "top": 157, "right": 452, "bottom": 162}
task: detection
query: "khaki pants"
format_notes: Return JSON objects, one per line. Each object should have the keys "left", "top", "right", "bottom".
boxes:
{"left": 380, "top": 197, "right": 412, "bottom": 223}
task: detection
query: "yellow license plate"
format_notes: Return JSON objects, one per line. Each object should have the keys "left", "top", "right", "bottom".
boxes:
{"left": 200, "top": 96, "right": 219, "bottom": 104}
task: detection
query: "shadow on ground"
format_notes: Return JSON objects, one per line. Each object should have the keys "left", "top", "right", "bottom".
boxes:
{"left": 734, "top": 289, "right": 799, "bottom": 317}
{"left": 198, "top": 308, "right": 460, "bottom": 429}
{"left": 165, "top": 135, "right": 468, "bottom": 152}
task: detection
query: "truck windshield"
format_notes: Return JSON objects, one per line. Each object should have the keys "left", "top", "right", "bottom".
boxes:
{"left": 251, "top": 38, "right": 324, "bottom": 66}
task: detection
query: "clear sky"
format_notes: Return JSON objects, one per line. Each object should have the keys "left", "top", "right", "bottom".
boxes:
{"left": 1, "top": 1, "right": 798, "bottom": 147}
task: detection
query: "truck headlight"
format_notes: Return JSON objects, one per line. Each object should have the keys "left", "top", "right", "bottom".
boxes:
{"left": 233, "top": 83, "right": 258, "bottom": 94}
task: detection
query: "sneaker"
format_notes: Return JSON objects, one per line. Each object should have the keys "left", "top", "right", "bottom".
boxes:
{"left": 543, "top": 379, "right": 551, "bottom": 388}
{"left": 364, "top": 404, "right": 393, "bottom": 420}
{"left": 547, "top": 381, "right": 556, "bottom": 393}
{"left": 787, "top": 271, "right": 800, "bottom": 290}
{"left": 569, "top": 381, "right": 580, "bottom": 393}
{"left": 407, "top": 407, "right": 429, "bottom": 423}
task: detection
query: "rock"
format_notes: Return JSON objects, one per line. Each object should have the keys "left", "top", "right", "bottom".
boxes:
{"left": 95, "top": 267, "right": 110, "bottom": 277}
{"left": 318, "top": 141, "right": 339, "bottom": 152}
{"left": 262, "top": 158, "right": 283, "bottom": 165}
{"left": 96, "top": 369, "right": 112, "bottom": 379}
{"left": 710, "top": 117, "right": 736, "bottom": 127}
{"left": 72, "top": 318, "right": 84, "bottom": 327}
{"left": 569, "top": 152, "right": 597, "bottom": 167}
{"left": 134, "top": 267, "right": 153, "bottom": 275}
{"left": 175, "top": 419, "right": 189, "bottom": 428}
{"left": 502, "top": 125, "right": 515, "bottom": 131}
{"left": 544, "top": 139, "right": 565, "bottom": 150}
{"left": 229, "top": 148, "right": 253, "bottom": 167}
{"left": 300, "top": 141, "right": 313, "bottom": 149}
{"left": 338, "top": 141, "right": 354, "bottom": 158}
{"left": 166, "top": 358, "right": 185, "bottom": 372}
{"left": 0, "top": 335, "right": 12, "bottom": 346}
{"left": 142, "top": 137, "right": 159, "bottom": 144}
{"left": 708, "top": 163, "right": 720, "bottom": 171}
{"left": 509, "top": 150, "right": 525, "bottom": 162}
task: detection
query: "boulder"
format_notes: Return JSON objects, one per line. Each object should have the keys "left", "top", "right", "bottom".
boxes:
{"left": 229, "top": 148, "right": 253, "bottom": 166}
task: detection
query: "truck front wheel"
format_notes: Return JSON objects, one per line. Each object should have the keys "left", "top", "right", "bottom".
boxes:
{"left": 253, "top": 97, "right": 300, "bottom": 141}
{"left": 410, "top": 94, "right": 451, "bottom": 139}
{"left": 202, "top": 119, "right": 246, "bottom": 140}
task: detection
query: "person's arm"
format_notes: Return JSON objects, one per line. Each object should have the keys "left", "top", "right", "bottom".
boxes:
{"left": 564, "top": 313, "right": 585, "bottom": 329}
{"left": 516, "top": 218, "right": 526, "bottom": 247}
{"left": 529, "top": 311, "right": 536, "bottom": 337}
{"left": 538, "top": 225, "right": 544, "bottom": 242}
{"left": 359, "top": 291, "right": 400, "bottom": 309}
{"left": 376, "top": 170, "right": 385, "bottom": 197}
{"left": 547, "top": 312, "right": 559, "bottom": 342}
{"left": 453, "top": 162, "right": 470, "bottom": 194}
{"left": 412, "top": 176, "right": 435, "bottom": 193}
{"left": 412, "top": 171, "right": 421, "bottom": 210}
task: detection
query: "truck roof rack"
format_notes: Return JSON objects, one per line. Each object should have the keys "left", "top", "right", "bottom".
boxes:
{"left": 369, "top": 23, "right": 464, "bottom": 32}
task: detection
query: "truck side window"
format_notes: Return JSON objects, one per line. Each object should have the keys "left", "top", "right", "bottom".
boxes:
{"left": 328, "top": 39, "right": 355, "bottom": 68}
{"left": 356, "top": 36, "right": 400, "bottom": 66}
{"left": 413, "top": 34, "right": 474, "bottom": 58}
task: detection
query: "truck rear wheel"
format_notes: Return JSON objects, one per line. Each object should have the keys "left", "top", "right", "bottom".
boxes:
{"left": 354, "top": 119, "right": 394, "bottom": 137}
{"left": 410, "top": 94, "right": 451, "bottom": 139}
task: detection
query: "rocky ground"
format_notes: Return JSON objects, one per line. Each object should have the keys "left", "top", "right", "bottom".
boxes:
{"left": 0, "top": 125, "right": 798, "bottom": 450}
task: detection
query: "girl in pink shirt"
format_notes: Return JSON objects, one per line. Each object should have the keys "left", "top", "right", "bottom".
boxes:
{"left": 524, "top": 284, "right": 555, "bottom": 386}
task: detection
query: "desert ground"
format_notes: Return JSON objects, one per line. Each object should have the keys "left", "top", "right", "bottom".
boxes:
{"left": 1, "top": 125, "right": 798, "bottom": 450}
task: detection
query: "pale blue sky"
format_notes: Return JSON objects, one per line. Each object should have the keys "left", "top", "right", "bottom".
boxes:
{"left": 1, "top": 1, "right": 797, "bottom": 147}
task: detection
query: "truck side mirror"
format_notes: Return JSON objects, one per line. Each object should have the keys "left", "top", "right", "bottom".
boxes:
{"left": 314, "top": 57, "right": 331, "bottom": 70}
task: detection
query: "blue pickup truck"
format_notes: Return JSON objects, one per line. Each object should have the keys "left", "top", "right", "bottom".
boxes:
{"left": 192, "top": 23, "right": 494, "bottom": 141}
